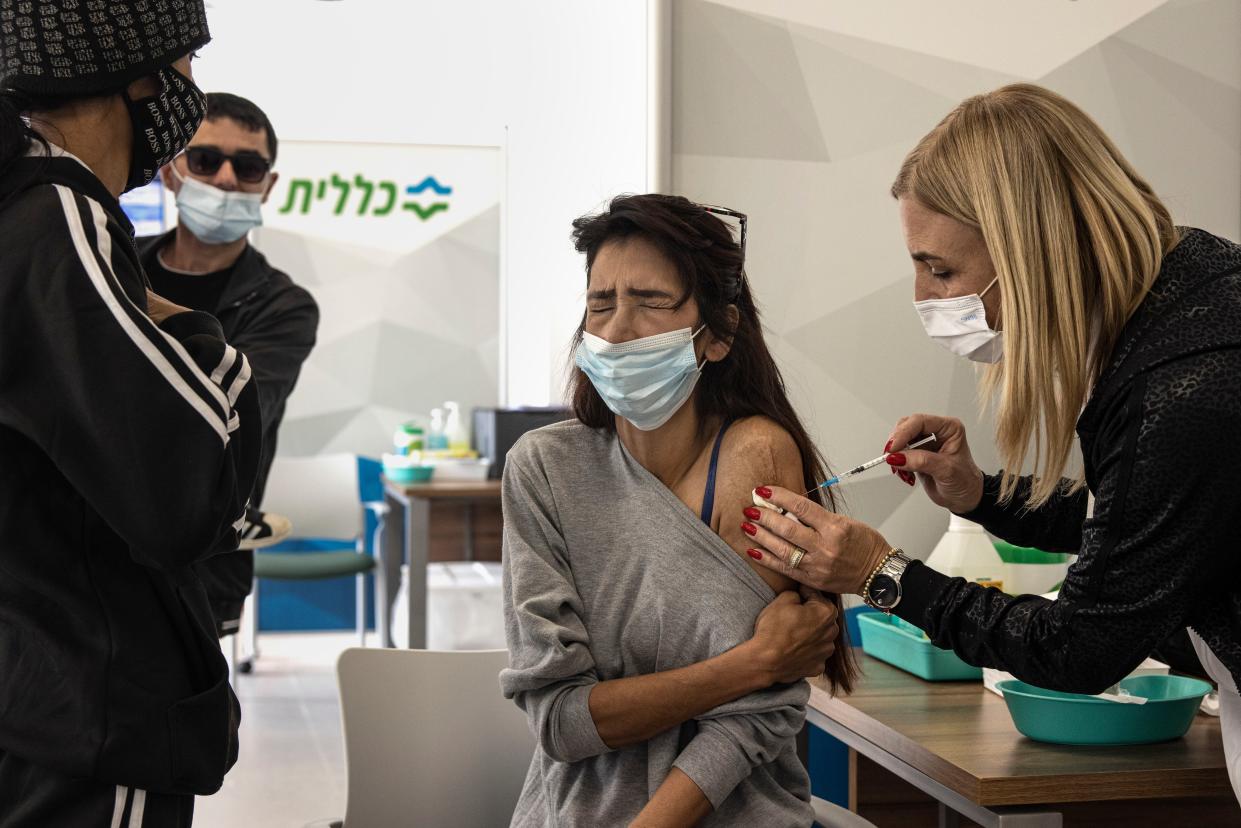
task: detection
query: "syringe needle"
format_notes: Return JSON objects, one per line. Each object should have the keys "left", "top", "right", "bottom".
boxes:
{"left": 806, "top": 433, "right": 938, "bottom": 493}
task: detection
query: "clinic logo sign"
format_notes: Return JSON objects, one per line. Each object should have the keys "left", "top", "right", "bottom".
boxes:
{"left": 278, "top": 175, "right": 452, "bottom": 221}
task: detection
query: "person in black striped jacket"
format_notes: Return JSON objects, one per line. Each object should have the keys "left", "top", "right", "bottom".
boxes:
{"left": 0, "top": 3, "right": 260, "bottom": 826}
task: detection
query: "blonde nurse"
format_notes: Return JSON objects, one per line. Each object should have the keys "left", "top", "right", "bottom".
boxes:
{"left": 741, "top": 84, "right": 1241, "bottom": 800}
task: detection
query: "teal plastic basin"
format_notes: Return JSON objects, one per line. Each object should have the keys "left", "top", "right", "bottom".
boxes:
{"left": 858, "top": 613, "right": 982, "bottom": 681}
{"left": 384, "top": 465, "right": 434, "bottom": 484}
{"left": 996, "top": 675, "right": 1212, "bottom": 745}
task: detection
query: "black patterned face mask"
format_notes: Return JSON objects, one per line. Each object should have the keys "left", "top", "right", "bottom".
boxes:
{"left": 122, "top": 65, "right": 206, "bottom": 193}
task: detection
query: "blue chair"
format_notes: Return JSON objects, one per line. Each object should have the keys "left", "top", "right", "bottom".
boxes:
{"left": 239, "top": 454, "right": 388, "bottom": 672}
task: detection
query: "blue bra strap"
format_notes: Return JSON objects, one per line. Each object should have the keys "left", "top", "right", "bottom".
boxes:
{"left": 700, "top": 418, "right": 735, "bottom": 525}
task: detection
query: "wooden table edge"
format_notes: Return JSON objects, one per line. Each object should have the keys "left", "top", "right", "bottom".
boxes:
{"left": 809, "top": 679, "right": 1234, "bottom": 806}
{"left": 810, "top": 681, "right": 985, "bottom": 803}
{"left": 382, "top": 477, "right": 503, "bottom": 499}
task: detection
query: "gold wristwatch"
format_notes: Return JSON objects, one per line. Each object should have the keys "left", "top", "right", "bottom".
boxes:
{"left": 861, "top": 549, "right": 912, "bottom": 613}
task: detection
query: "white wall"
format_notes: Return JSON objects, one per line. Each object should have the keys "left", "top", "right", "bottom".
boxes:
{"left": 194, "top": 0, "right": 653, "bottom": 407}
{"left": 671, "top": 0, "right": 1241, "bottom": 559}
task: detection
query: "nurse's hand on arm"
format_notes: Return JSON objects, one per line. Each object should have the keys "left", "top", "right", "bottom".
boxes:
{"left": 742, "top": 488, "right": 892, "bottom": 594}
{"left": 742, "top": 412, "right": 986, "bottom": 593}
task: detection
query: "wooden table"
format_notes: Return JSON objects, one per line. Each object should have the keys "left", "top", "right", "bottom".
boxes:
{"left": 380, "top": 479, "right": 502, "bottom": 649}
{"left": 809, "top": 652, "right": 1236, "bottom": 827}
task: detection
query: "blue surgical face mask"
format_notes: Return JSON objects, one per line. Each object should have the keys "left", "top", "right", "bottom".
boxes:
{"left": 574, "top": 324, "right": 707, "bottom": 431}
{"left": 171, "top": 163, "right": 265, "bottom": 244}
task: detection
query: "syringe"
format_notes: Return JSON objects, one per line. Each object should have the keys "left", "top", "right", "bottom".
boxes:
{"left": 807, "top": 433, "right": 938, "bottom": 493}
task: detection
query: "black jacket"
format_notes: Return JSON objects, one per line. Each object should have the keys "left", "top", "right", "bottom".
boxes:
{"left": 0, "top": 155, "right": 261, "bottom": 793}
{"left": 897, "top": 227, "right": 1241, "bottom": 694}
{"left": 139, "top": 232, "right": 318, "bottom": 508}
{"left": 140, "top": 233, "right": 317, "bottom": 616}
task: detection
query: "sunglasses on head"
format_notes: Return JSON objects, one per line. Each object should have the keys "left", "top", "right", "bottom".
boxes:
{"left": 183, "top": 147, "right": 272, "bottom": 183}
{"left": 699, "top": 204, "right": 747, "bottom": 264}
{"left": 698, "top": 203, "right": 748, "bottom": 297}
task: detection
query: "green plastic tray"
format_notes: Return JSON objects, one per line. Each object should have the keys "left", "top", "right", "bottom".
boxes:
{"left": 992, "top": 540, "right": 1071, "bottom": 564}
{"left": 858, "top": 613, "right": 982, "bottom": 681}
{"left": 996, "top": 675, "right": 1212, "bottom": 745}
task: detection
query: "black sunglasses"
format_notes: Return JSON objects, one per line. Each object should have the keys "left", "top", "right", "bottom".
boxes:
{"left": 183, "top": 147, "right": 272, "bottom": 183}
{"left": 699, "top": 203, "right": 748, "bottom": 294}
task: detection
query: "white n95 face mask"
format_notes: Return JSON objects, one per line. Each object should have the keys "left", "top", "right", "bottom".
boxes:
{"left": 914, "top": 276, "right": 1003, "bottom": 364}
{"left": 172, "top": 164, "right": 265, "bottom": 244}
{"left": 574, "top": 325, "right": 707, "bottom": 431}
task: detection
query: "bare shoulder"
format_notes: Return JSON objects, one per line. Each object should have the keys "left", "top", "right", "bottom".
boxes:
{"left": 713, "top": 417, "right": 806, "bottom": 592}
{"left": 718, "top": 416, "right": 804, "bottom": 486}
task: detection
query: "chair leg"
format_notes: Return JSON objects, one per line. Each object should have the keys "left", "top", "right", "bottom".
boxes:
{"left": 242, "top": 577, "right": 259, "bottom": 672}
{"left": 356, "top": 572, "right": 367, "bottom": 647}
{"left": 372, "top": 510, "right": 390, "bottom": 648}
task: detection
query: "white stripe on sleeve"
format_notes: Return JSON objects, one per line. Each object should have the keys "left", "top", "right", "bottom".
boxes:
{"left": 110, "top": 786, "right": 128, "bottom": 828}
{"left": 226, "top": 354, "right": 252, "bottom": 406}
{"left": 54, "top": 186, "right": 229, "bottom": 444}
{"left": 127, "top": 788, "right": 146, "bottom": 828}
{"left": 210, "top": 346, "right": 239, "bottom": 385}
{"left": 85, "top": 197, "right": 233, "bottom": 418}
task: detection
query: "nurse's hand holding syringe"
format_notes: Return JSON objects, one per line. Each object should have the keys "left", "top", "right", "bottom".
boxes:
{"left": 742, "top": 413, "right": 988, "bottom": 594}
{"left": 805, "top": 433, "right": 939, "bottom": 493}
{"left": 883, "top": 413, "right": 988, "bottom": 515}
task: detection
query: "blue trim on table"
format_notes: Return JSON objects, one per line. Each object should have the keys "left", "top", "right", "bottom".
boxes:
{"left": 809, "top": 605, "right": 880, "bottom": 807}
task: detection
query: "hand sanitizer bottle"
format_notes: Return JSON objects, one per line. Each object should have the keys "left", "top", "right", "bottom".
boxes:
{"left": 428, "top": 408, "right": 449, "bottom": 451}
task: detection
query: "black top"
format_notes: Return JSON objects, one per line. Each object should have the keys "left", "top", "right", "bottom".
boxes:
{"left": 140, "top": 231, "right": 319, "bottom": 508}
{"left": 146, "top": 250, "right": 235, "bottom": 317}
{"left": 896, "top": 227, "right": 1241, "bottom": 694}
{"left": 0, "top": 155, "right": 262, "bottom": 793}
{"left": 700, "top": 418, "right": 735, "bottom": 524}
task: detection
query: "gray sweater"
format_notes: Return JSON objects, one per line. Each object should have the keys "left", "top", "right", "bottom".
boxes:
{"left": 500, "top": 421, "right": 813, "bottom": 827}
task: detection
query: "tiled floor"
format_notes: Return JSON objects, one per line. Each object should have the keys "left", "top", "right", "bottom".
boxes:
{"left": 196, "top": 633, "right": 356, "bottom": 828}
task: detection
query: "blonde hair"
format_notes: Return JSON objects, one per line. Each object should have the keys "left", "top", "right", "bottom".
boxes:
{"left": 892, "top": 84, "right": 1178, "bottom": 508}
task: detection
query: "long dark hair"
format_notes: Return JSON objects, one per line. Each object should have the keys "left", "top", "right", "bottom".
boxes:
{"left": 0, "top": 86, "right": 55, "bottom": 175}
{"left": 569, "top": 193, "right": 857, "bottom": 693}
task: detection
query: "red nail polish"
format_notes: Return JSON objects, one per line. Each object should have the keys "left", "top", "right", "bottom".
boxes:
{"left": 884, "top": 440, "right": 893, "bottom": 453}
{"left": 741, "top": 522, "right": 758, "bottom": 537}
{"left": 886, "top": 452, "right": 907, "bottom": 467}
{"left": 747, "top": 549, "right": 763, "bottom": 560}
{"left": 743, "top": 507, "right": 762, "bottom": 521}
{"left": 755, "top": 486, "right": 773, "bottom": 498}
{"left": 900, "top": 471, "right": 915, "bottom": 486}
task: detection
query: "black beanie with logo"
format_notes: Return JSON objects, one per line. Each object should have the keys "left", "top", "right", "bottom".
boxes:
{"left": 0, "top": 0, "right": 211, "bottom": 97}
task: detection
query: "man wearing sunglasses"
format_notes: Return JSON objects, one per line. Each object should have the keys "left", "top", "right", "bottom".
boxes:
{"left": 140, "top": 92, "right": 319, "bottom": 641}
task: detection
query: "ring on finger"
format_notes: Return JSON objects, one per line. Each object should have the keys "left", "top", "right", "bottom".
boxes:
{"left": 789, "top": 547, "right": 807, "bottom": 570}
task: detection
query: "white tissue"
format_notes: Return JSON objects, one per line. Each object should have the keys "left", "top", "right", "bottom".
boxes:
{"left": 751, "top": 492, "right": 807, "bottom": 526}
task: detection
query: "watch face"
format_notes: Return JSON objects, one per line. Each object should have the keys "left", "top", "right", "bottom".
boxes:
{"left": 869, "top": 573, "right": 900, "bottom": 608}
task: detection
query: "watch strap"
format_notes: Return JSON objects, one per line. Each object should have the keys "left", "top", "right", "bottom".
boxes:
{"left": 861, "top": 548, "right": 906, "bottom": 611}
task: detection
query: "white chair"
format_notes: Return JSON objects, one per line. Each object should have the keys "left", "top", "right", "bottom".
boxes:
{"left": 812, "top": 795, "right": 879, "bottom": 828}
{"left": 334, "top": 648, "right": 873, "bottom": 827}
{"left": 238, "top": 454, "right": 387, "bottom": 672}
{"left": 335, "top": 647, "right": 534, "bottom": 827}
